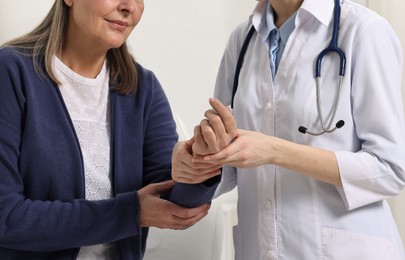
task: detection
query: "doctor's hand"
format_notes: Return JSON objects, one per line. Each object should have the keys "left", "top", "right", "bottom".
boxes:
{"left": 193, "top": 129, "right": 273, "bottom": 168}
{"left": 138, "top": 180, "right": 211, "bottom": 230}
{"left": 172, "top": 139, "right": 222, "bottom": 184}
{"left": 192, "top": 98, "right": 237, "bottom": 156}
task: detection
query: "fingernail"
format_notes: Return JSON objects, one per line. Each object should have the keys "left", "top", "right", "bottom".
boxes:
{"left": 227, "top": 106, "right": 233, "bottom": 115}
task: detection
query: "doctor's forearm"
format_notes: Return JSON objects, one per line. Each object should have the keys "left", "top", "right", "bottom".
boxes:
{"left": 270, "top": 137, "right": 342, "bottom": 186}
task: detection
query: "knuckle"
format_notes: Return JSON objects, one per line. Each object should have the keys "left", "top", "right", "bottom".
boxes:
{"left": 211, "top": 117, "right": 223, "bottom": 127}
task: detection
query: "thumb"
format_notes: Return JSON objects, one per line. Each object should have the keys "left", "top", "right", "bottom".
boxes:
{"left": 186, "top": 137, "right": 195, "bottom": 146}
{"left": 149, "top": 180, "right": 176, "bottom": 195}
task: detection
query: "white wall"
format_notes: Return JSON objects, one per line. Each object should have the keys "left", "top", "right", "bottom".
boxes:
{"left": 0, "top": 1, "right": 54, "bottom": 42}
{"left": 130, "top": 1, "right": 257, "bottom": 136}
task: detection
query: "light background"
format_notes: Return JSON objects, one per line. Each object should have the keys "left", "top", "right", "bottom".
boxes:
{"left": 1, "top": 0, "right": 404, "bottom": 257}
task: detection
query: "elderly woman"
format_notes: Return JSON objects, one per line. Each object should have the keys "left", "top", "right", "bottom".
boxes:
{"left": 0, "top": 0, "right": 220, "bottom": 259}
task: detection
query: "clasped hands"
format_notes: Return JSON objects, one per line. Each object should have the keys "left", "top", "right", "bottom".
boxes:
{"left": 139, "top": 98, "right": 269, "bottom": 230}
{"left": 137, "top": 98, "right": 236, "bottom": 230}
{"left": 173, "top": 98, "right": 272, "bottom": 185}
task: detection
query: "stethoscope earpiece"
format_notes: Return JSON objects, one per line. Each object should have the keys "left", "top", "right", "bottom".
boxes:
{"left": 335, "top": 120, "right": 345, "bottom": 129}
{"left": 298, "top": 126, "right": 308, "bottom": 134}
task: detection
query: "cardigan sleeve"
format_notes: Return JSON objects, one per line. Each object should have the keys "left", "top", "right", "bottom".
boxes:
{"left": 139, "top": 67, "right": 220, "bottom": 208}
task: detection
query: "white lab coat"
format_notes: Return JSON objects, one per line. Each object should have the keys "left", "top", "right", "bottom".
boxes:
{"left": 213, "top": 0, "right": 405, "bottom": 259}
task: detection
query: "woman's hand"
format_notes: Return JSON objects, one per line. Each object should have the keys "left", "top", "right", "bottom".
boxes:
{"left": 138, "top": 180, "right": 211, "bottom": 230}
{"left": 193, "top": 129, "right": 273, "bottom": 168}
{"left": 192, "top": 98, "right": 237, "bottom": 156}
{"left": 172, "top": 139, "right": 222, "bottom": 184}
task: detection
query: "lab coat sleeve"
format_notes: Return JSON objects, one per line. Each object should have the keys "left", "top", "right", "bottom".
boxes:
{"left": 213, "top": 166, "right": 237, "bottom": 199}
{"left": 335, "top": 16, "right": 405, "bottom": 210}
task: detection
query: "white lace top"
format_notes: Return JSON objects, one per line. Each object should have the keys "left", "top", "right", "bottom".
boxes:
{"left": 53, "top": 56, "right": 116, "bottom": 259}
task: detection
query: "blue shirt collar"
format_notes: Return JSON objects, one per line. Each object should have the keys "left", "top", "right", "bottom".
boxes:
{"left": 252, "top": 1, "right": 297, "bottom": 46}
{"left": 267, "top": 2, "right": 297, "bottom": 45}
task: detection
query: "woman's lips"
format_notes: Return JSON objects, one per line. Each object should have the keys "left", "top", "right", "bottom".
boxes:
{"left": 107, "top": 19, "right": 129, "bottom": 32}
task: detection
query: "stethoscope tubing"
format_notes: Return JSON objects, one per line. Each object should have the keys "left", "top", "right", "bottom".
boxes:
{"left": 232, "top": 0, "right": 346, "bottom": 136}
{"left": 315, "top": 0, "right": 346, "bottom": 78}
{"left": 306, "top": 76, "right": 345, "bottom": 136}
{"left": 309, "top": 0, "right": 346, "bottom": 135}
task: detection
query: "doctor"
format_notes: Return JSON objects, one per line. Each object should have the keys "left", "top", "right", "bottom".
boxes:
{"left": 173, "top": 0, "right": 405, "bottom": 259}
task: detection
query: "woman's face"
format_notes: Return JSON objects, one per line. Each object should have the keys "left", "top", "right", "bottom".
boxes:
{"left": 64, "top": 0, "right": 144, "bottom": 51}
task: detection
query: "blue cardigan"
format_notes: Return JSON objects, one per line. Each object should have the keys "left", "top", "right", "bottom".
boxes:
{"left": 0, "top": 48, "right": 219, "bottom": 259}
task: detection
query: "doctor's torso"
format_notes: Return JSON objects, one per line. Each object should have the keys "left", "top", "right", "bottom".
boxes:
{"left": 214, "top": 0, "right": 405, "bottom": 259}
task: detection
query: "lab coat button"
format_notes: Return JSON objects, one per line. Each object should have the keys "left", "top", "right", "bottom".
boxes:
{"left": 266, "top": 102, "right": 272, "bottom": 109}
{"left": 264, "top": 200, "right": 272, "bottom": 209}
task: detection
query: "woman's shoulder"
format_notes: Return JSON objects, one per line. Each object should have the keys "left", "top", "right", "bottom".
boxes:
{"left": 134, "top": 62, "right": 161, "bottom": 88}
{"left": 135, "top": 62, "right": 153, "bottom": 78}
{"left": 0, "top": 47, "right": 48, "bottom": 89}
{"left": 0, "top": 47, "right": 32, "bottom": 68}
{"left": 0, "top": 46, "right": 16, "bottom": 56}
{"left": 0, "top": 47, "right": 29, "bottom": 58}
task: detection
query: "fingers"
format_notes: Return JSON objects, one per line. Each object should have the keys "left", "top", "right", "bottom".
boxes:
{"left": 173, "top": 149, "right": 222, "bottom": 183}
{"left": 200, "top": 98, "right": 237, "bottom": 154}
{"left": 192, "top": 124, "right": 210, "bottom": 155}
{"left": 193, "top": 136, "right": 240, "bottom": 164}
{"left": 200, "top": 118, "right": 227, "bottom": 154}
{"left": 171, "top": 203, "right": 210, "bottom": 219}
{"left": 144, "top": 199, "right": 211, "bottom": 230}
{"left": 191, "top": 98, "right": 237, "bottom": 157}
{"left": 148, "top": 180, "right": 176, "bottom": 195}
{"left": 203, "top": 98, "right": 237, "bottom": 145}
{"left": 174, "top": 168, "right": 221, "bottom": 184}
{"left": 208, "top": 98, "right": 237, "bottom": 138}
{"left": 167, "top": 203, "right": 211, "bottom": 230}
{"left": 196, "top": 98, "right": 237, "bottom": 155}
{"left": 173, "top": 157, "right": 221, "bottom": 180}
{"left": 172, "top": 139, "right": 222, "bottom": 184}
{"left": 203, "top": 143, "right": 236, "bottom": 162}
{"left": 139, "top": 184, "right": 210, "bottom": 229}
{"left": 204, "top": 110, "right": 227, "bottom": 143}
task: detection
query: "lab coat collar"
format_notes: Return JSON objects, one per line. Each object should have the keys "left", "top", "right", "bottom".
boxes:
{"left": 251, "top": 0, "right": 269, "bottom": 39}
{"left": 251, "top": 0, "right": 334, "bottom": 32}
{"left": 299, "top": 0, "right": 335, "bottom": 26}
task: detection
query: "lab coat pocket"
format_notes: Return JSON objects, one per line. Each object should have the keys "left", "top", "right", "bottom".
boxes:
{"left": 321, "top": 227, "right": 395, "bottom": 260}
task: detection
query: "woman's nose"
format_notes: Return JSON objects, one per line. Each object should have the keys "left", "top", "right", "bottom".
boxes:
{"left": 118, "top": 0, "right": 137, "bottom": 14}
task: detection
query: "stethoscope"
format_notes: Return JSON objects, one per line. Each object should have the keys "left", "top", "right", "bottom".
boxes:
{"left": 231, "top": 0, "right": 346, "bottom": 136}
